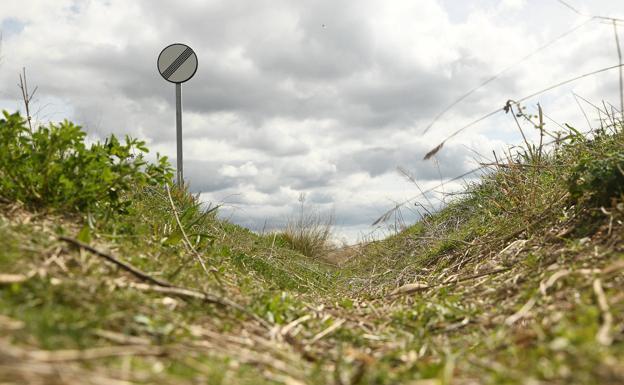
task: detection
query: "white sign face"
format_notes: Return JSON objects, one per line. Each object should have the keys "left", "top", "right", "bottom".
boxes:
{"left": 157, "top": 43, "right": 198, "bottom": 84}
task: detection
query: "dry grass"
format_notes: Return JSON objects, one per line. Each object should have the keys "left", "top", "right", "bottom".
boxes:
{"left": 281, "top": 193, "right": 334, "bottom": 259}
{"left": 2, "top": 106, "right": 624, "bottom": 385}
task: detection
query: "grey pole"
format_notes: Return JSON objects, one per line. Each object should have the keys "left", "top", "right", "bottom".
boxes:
{"left": 158, "top": 43, "right": 197, "bottom": 187}
{"left": 176, "top": 82, "right": 183, "bottom": 186}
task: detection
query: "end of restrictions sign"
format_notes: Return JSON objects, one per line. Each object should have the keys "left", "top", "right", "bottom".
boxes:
{"left": 157, "top": 43, "right": 198, "bottom": 84}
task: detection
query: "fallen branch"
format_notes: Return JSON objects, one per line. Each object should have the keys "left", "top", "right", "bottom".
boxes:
{"left": 35, "top": 345, "right": 166, "bottom": 362}
{"left": 505, "top": 296, "right": 537, "bottom": 325}
{"left": 93, "top": 329, "right": 151, "bottom": 345}
{"left": 123, "top": 282, "right": 272, "bottom": 329}
{"left": 539, "top": 269, "right": 570, "bottom": 295}
{"left": 59, "top": 236, "right": 271, "bottom": 329}
{"left": 0, "top": 314, "right": 24, "bottom": 330}
{"left": 0, "top": 360, "right": 139, "bottom": 385}
{"left": 2, "top": 342, "right": 165, "bottom": 362}
{"left": 387, "top": 267, "right": 511, "bottom": 298}
{"left": 593, "top": 278, "right": 613, "bottom": 345}
{"left": 281, "top": 314, "right": 312, "bottom": 336}
{"left": 187, "top": 339, "right": 306, "bottom": 380}
{"left": 59, "top": 236, "right": 173, "bottom": 287}
{"left": 602, "top": 260, "right": 624, "bottom": 276}
{"left": 0, "top": 273, "right": 33, "bottom": 285}
{"left": 262, "top": 371, "right": 307, "bottom": 385}
{"left": 309, "top": 319, "right": 345, "bottom": 344}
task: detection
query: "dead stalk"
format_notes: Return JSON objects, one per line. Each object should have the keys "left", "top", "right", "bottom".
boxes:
{"left": 123, "top": 282, "right": 272, "bottom": 329}
{"left": 614, "top": 20, "right": 624, "bottom": 115}
{"left": 309, "top": 319, "right": 345, "bottom": 344}
{"left": 59, "top": 236, "right": 173, "bottom": 287}
{"left": 18, "top": 67, "right": 37, "bottom": 133}
{"left": 164, "top": 183, "right": 218, "bottom": 283}
{"left": 593, "top": 278, "right": 613, "bottom": 346}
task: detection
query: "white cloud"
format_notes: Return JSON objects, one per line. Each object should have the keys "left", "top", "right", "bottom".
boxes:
{"left": 219, "top": 161, "right": 258, "bottom": 178}
{"left": 500, "top": 0, "right": 527, "bottom": 11}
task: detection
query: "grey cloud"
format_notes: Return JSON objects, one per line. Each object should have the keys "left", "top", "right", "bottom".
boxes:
{"left": 307, "top": 191, "right": 334, "bottom": 204}
{"left": 2, "top": 0, "right": 622, "bottom": 242}
{"left": 184, "top": 160, "right": 240, "bottom": 192}
{"left": 235, "top": 127, "right": 310, "bottom": 156}
{"left": 248, "top": 3, "right": 374, "bottom": 80}
{"left": 253, "top": 159, "right": 337, "bottom": 193}
{"left": 4, "top": 0, "right": 509, "bottom": 146}
{"left": 338, "top": 140, "right": 476, "bottom": 180}
{"left": 184, "top": 156, "right": 337, "bottom": 196}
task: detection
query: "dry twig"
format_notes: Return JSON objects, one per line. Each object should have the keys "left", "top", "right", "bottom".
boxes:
{"left": 18, "top": 67, "right": 37, "bottom": 133}
{"left": 2, "top": 342, "right": 165, "bottom": 363}
{"left": 505, "top": 296, "right": 537, "bottom": 325}
{"left": 309, "top": 319, "right": 345, "bottom": 344}
{"left": 59, "top": 236, "right": 269, "bottom": 328}
{"left": 164, "top": 184, "right": 216, "bottom": 281}
{"left": 59, "top": 236, "right": 173, "bottom": 287}
{"left": 0, "top": 273, "right": 33, "bottom": 284}
{"left": 387, "top": 267, "right": 511, "bottom": 298}
{"left": 122, "top": 282, "right": 272, "bottom": 329}
{"left": 593, "top": 278, "right": 613, "bottom": 345}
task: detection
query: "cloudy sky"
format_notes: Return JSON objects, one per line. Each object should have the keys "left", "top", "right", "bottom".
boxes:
{"left": 1, "top": 0, "right": 623, "bottom": 242}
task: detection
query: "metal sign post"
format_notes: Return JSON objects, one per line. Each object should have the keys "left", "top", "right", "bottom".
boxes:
{"left": 175, "top": 83, "right": 182, "bottom": 184}
{"left": 157, "top": 43, "right": 198, "bottom": 186}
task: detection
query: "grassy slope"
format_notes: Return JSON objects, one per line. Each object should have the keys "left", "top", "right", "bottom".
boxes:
{"left": 1, "top": 125, "right": 624, "bottom": 384}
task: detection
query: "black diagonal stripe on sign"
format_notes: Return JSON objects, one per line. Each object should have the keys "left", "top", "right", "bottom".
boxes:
{"left": 162, "top": 47, "right": 193, "bottom": 79}
{"left": 162, "top": 47, "right": 193, "bottom": 80}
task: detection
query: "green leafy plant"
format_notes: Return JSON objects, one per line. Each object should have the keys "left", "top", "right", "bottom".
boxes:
{"left": 0, "top": 111, "right": 173, "bottom": 216}
{"left": 567, "top": 132, "right": 624, "bottom": 206}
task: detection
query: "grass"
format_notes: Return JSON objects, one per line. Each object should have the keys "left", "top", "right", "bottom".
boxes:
{"left": 279, "top": 193, "right": 334, "bottom": 259}
{"left": 0, "top": 109, "right": 623, "bottom": 384}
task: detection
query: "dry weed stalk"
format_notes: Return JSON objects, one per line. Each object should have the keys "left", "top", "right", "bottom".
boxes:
{"left": 18, "top": 67, "right": 37, "bottom": 133}
{"left": 283, "top": 193, "right": 334, "bottom": 259}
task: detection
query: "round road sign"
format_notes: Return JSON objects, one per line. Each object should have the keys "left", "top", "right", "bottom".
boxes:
{"left": 157, "top": 43, "right": 198, "bottom": 84}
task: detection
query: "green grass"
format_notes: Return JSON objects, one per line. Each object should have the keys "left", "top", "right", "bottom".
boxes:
{"left": 1, "top": 111, "right": 623, "bottom": 384}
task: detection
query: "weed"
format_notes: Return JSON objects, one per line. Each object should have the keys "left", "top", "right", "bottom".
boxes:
{"left": 568, "top": 128, "right": 624, "bottom": 206}
{"left": 2, "top": 107, "right": 624, "bottom": 384}
{"left": 0, "top": 111, "right": 172, "bottom": 217}
{"left": 281, "top": 193, "right": 334, "bottom": 259}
